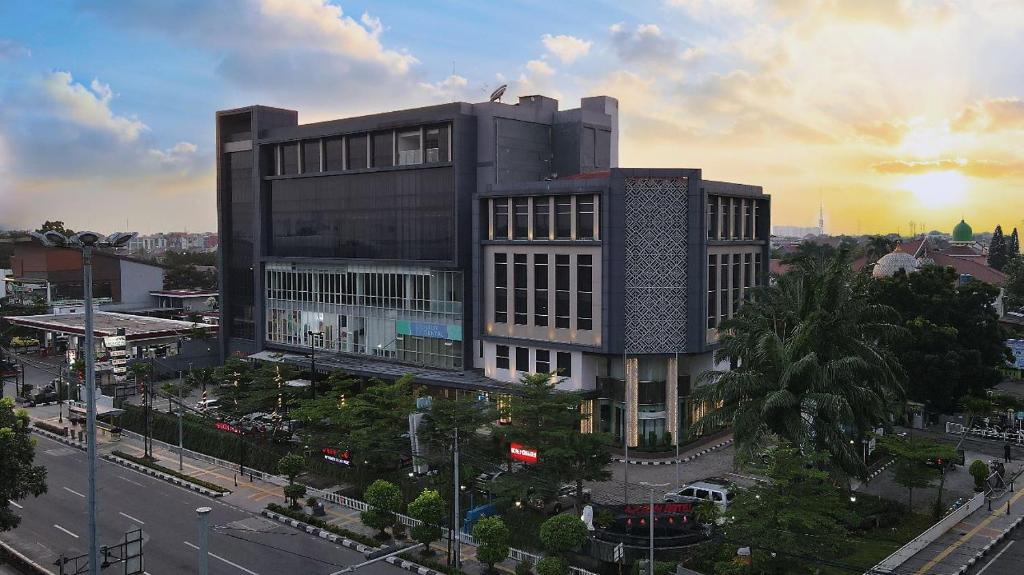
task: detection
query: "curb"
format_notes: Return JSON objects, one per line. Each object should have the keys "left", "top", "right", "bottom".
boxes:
{"left": 31, "top": 426, "right": 86, "bottom": 450}
{"left": 612, "top": 439, "right": 734, "bottom": 465}
{"left": 864, "top": 458, "right": 896, "bottom": 483}
{"left": 0, "top": 538, "right": 54, "bottom": 575}
{"left": 954, "top": 514, "right": 1024, "bottom": 574}
{"left": 261, "top": 509, "right": 378, "bottom": 554}
{"left": 104, "top": 454, "right": 229, "bottom": 498}
{"left": 384, "top": 555, "right": 446, "bottom": 575}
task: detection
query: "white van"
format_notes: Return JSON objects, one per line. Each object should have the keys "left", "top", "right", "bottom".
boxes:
{"left": 663, "top": 478, "right": 735, "bottom": 510}
{"left": 195, "top": 399, "right": 220, "bottom": 412}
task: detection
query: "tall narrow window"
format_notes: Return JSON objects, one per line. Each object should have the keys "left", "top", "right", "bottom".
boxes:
{"left": 514, "top": 253, "right": 528, "bottom": 325}
{"left": 494, "top": 253, "right": 507, "bottom": 323}
{"left": 515, "top": 347, "right": 529, "bottom": 372}
{"left": 281, "top": 142, "right": 299, "bottom": 175}
{"left": 303, "top": 140, "right": 320, "bottom": 173}
{"left": 720, "top": 253, "right": 730, "bottom": 321}
{"left": 347, "top": 134, "right": 367, "bottom": 169}
{"left": 513, "top": 198, "right": 529, "bottom": 239}
{"left": 733, "top": 200, "right": 742, "bottom": 240}
{"left": 555, "top": 254, "right": 570, "bottom": 328}
{"left": 324, "top": 137, "right": 344, "bottom": 171}
{"left": 397, "top": 130, "right": 422, "bottom": 165}
{"left": 493, "top": 199, "right": 509, "bottom": 239}
{"left": 555, "top": 197, "right": 572, "bottom": 239}
{"left": 707, "top": 197, "right": 718, "bottom": 240}
{"left": 744, "top": 253, "right": 754, "bottom": 291}
{"left": 743, "top": 200, "right": 753, "bottom": 239}
{"left": 752, "top": 202, "right": 760, "bottom": 239}
{"left": 577, "top": 196, "right": 595, "bottom": 239}
{"left": 721, "top": 198, "right": 731, "bottom": 239}
{"left": 496, "top": 345, "right": 510, "bottom": 370}
{"left": 557, "top": 352, "right": 572, "bottom": 378}
{"left": 577, "top": 254, "right": 593, "bottom": 330}
{"left": 424, "top": 125, "right": 449, "bottom": 163}
{"left": 754, "top": 252, "right": 762, "bottom": 287}
{"left": 534, "top": 254, "right": 548, "bottom": 326}
{"left": 372, "top": 131, "right": 393, "bottom": 167}
{"left": 536, "top": 349, "right": 550, "bottom": 374}
{"left": 708, "top": 254, "right": 718, "bottom": 329}
{"left": 534, "top": 196, "right": 550, "bottom": 239}
{"left": 732, "top": 254, "right": 742, "bottom": 309}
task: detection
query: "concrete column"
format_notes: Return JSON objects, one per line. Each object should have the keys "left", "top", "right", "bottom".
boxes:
{"left": 580, "top": 399, "right": 595, "bottom": 433}
{"left": 666, "top": 356, "right": 679, "bottom": 446}
{"left": 625, "top": 356, "right": 638, "bottom": 447}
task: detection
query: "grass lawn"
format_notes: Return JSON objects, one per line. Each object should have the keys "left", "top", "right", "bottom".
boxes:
{"left": 822, "top": 511, "right": 936, "bottom": 575}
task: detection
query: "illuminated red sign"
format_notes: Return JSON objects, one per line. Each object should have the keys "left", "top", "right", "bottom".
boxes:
{"left": 215, "top": 421, "right": 243, "bottom": 435}
{"left": 623, "top": 502, "right": 694, "bottom": 516}
{"left": 510, "top": 443, "right": 538, "bottom": 464}
{"left": 322, "top": 447, "right": 351, "bottom": 466}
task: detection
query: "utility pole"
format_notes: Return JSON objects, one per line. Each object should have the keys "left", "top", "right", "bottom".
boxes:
{"left": 196, "top": 507, "right": 211, "bottom": 575}
{"left": 178, "top": 370, "right": 184, "bottom": 471}
{"left": 82, "top": 245, "right": 100, "bottom": 575}
{"left": 640, "top": 482, "right": 668, "bottom": 575}
{"left": 452, "top": 427, "right": 461, "bottom": 569}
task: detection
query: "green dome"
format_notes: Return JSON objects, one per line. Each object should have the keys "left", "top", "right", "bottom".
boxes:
{"left": 952, "top": 219, "right": 973, "bottom": 243}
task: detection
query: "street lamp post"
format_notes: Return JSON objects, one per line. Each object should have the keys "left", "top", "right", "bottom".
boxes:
{"left": 29, "top": 230, "right": 135, "bottom": 575}
{"left": 640, "top": 482, "right": 669, "bottom": 575}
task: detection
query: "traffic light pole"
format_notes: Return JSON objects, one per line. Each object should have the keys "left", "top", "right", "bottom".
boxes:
{"left": 83, "top": 246, "right": 100, "bottom": 575}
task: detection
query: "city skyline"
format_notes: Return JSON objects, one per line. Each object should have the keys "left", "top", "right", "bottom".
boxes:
{"left": 1, "top": 1, "right": 1024, "bottom": 234}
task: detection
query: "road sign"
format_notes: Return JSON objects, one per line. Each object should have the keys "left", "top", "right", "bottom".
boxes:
{"left": 1016, "top": 411, "right": 1024, "bottom": 421}
{"left": 613, "top": 542, "right": 624, "bottom": 563}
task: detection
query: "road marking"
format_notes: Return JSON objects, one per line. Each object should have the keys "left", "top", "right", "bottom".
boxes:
{"left": 915, "top": 488, "right": 1024, "bottom": 575}
{"left": 63, "top": 486, "right": 85, "bottom": 498}
{"left": 119, "top": 511, "right": 146, "bottom": 525}
{"left": 975, "top": 539, "right": 1016, "bottom": 575}
{"left": 183, "top": 541, "right": 260, "bottom": 575}
{"left": 8, "top": 500, "right": 23, "bottom": 509}
{"left": 118, "top": 475, "right": 145, "bottom": 487}
{"left": 53, "top": 524, "right": 79, "bottom": 538}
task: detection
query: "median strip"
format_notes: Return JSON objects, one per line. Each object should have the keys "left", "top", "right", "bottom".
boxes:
{"left": 106, "top": 450, "right": 230, "bottom": 497}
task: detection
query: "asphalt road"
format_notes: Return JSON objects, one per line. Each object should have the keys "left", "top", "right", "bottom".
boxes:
{"left": 2, "top": 434, "right": 408, "bottom": 575}
{"left": 970, "top": 526, "right": 1024, "bottom": 575}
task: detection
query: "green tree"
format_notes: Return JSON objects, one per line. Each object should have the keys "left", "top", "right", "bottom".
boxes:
{"left": 535, "top": 557, "right": 567, "bottom": 575}
{"left": 863, "top": 235, "right": 898, "bottom": 264}
{"left": 869, "top": 266, "right": 1010, "bottom": 412}
{"left": 879, "top": 435, "right": 954, "bottom": 510}
{"left": 720, "top": 446, "right": 851, "bottom": 573}
{"left": 538, "top": 513, "right": 588, "bottom": 556}
{"left": 283, "top": 483, "right": 307, "bottom": 510}
{"left": 692, "top": 254, "right": 904, "bottom": 474}
{"left": 1009, "top": 228, "right": 1021, "bottom": 259}
{"left": 35, "top": 220, "right": 74, "bottom": 236}
{"left": 1, "top": 398, "right": 48, "bottom": 531}
{"left": 988, "top": 225, "right": 1009, "bottom": 271}
{"left": 278, "top": 453, "right": 306, "bottom": 484}
{"left": 407, "top": 489, "right": 445, "bottom": 551}
{"left": 473, "top": 515, "right": 510, "bottom": 572}
{"left": 969, "top": 460, "right": 989, "bottom": 491}
{"left": 1005, "top": 257, "right": 1024, "bottom": 309}
{"left": 361, "top": 479, "right": 402, "bottom": 538}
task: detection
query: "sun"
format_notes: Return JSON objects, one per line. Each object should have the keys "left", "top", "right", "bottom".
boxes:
{"left": 900, "top": 170, "right": 968, "bottom": 208}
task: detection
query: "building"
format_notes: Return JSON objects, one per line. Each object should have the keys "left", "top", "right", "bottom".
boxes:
{"left": 1007, "top": 339, "right": 1024, "bottom": 370}
{"left": 7, "top": 241, "right": 165, "bottom": 311}
{"left": 867, "top": 219, "right": 1007, "bottom": 286}
{"left": 216, "top": 94, "right": 769, "bottom": 446}
{"left": 150, "top": 289, "right": 218, "bottom": 313}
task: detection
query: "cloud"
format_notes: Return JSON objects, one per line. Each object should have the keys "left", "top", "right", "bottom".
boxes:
{"left": 666, "top": 0, "right": 758, "bottom": 19}
{"left": 609, "top": 23, "right": 683, "bottom": 66}
{"left": 872, "top": 158, "right": 1024, "bottom": 178}
{"left": 418, "top": 74, "right": 471, "bottom": 101}
{"left": 855, "top": 119, "right": 910, "bottom": 144}
{"left": 0, "top": 39, "right": 31, "bottom": 60}
{"left": 952, "top": 98, "right": 1024, "bottom": 132}
{"left": 148, "top": 141, "right": 199, "bottom": 165}
{"left": 770, "top": 0, "right": 952, "bottom": 28}
{"left": 541, "top": 34, "right": 592, "bottom": 64}
{"left": 526, "top": 59, "right": 555, "bottom": 77}
{"left": 36, "top": 71, "right": 148, "bottom": 142}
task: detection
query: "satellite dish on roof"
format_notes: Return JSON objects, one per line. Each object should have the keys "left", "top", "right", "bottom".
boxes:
{"left": 489, "top": 84, "right": 507, "bottom": 102}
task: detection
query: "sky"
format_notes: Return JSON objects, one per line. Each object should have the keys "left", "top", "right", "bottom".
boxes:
{"left": 1, "top": 0, "right": 1023, "bottom": 235}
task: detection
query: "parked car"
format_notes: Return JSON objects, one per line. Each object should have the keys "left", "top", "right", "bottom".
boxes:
{"left": 195, "top": 399, "right": 220, "bottom": 412}
{"left": 664, "top": 478, "right": 736, "bottom": 510}
{"left": 529, "top": 484, "right": 593, "bottom": 515}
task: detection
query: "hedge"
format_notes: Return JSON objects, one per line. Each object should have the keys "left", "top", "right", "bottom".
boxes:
{"left": 398, "top": 552, "right": 471, "bottom": 575}
{"left": 35, "top": 420, "right": 68, "bottom": 436}
{"left": 111, "top": 449, "right": 230, "bottom": 493}
{"left": 265, "top": 503, "right": 380, "bottom": 548}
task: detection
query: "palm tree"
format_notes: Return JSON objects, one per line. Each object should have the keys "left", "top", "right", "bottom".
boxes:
{"left": 864, "top": 235, "right": 898, "bottom": 264}
{"left": 691, "top": 252, "right": 904, "bottom": 474}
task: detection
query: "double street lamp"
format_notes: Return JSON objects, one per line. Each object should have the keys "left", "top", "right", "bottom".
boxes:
{"left": 29, "top": 230, "right": 135, "bottom": 575}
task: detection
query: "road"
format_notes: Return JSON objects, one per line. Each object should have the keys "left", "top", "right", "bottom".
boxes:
{"left": 969, "top": 526, "right": 1024, "bottom": 575}
{"left": 1, "top": 434, "right": 407, "bottom": 575}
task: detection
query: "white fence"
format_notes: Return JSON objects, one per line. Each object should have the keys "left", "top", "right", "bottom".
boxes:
{"left": 945, "top": 422, "right": 1024, "bottom": 445}
{"left": 867, "top": 492, "right": 984, "bottom": 574}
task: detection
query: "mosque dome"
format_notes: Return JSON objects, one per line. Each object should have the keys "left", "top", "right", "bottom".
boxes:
{"left": 872, "top": 245, "right": 919, "bottom": 278}
{"left": 952, "top": 219, "right": 973, "bottom": 243}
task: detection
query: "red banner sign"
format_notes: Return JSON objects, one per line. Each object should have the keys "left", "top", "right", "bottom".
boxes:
{"left": 510, "top": 442, "right": 538, "bottom": 464}
{"left": 623, "top": 502, "right": 694, "bottom": 516}
{"left": 322, "top": 447, "right": 351, "bottom": 466}
{"left": 215, "top": 421, "right": 243, "bottom": 435}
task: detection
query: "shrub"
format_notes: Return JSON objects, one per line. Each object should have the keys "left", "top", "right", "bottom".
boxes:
{"left": 408, "top": 489, "right": 445, "bottom": 549}
{"left": 538, "top": 514, "right": 588, "bottom": 555}
{"left": 535, "top": 556, "right": 566, "bottom": 575}
{"left": 278, "top": 453, "right": 306, "bottom": 484}
{"left": 284, "top": 484, "right": 307, "bottom": 509}
{"left": 473, "top": 516, "right": 510, "bottom": 572}
{"left": 361, "top": 479, "right": 402, "bottom": 537}
{"left": 110, "top": 450, "right": 229, "bottom": 493}
{"left": 34, "top": 421, "right": 67, "bottom": 435}
{"left": 515, "top": 559, "right": 535, "bottom": 575}
{"left": 969, "top": 460, "right": 989, "bottom": 491}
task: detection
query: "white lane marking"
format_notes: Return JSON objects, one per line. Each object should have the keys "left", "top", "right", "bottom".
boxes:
{"left": 8, "top": 500, "right": 23, "bottom": 509}
{"left": 976, "top": 539, "right": 1016, "bottom": 575}
{"left": 118, "top": 475, "right": 145, "bottom": 487}
{"left": 63, "top": 486, "right": 85, "bottom": 498}
{"left": 119, "top": 511, "right": 146, "bottom": 525}
{"left": 53, "top": 524, "right": 79, "bottom": 538}
{"left": 183, "top": 541, "right": 260, "bottom": 575}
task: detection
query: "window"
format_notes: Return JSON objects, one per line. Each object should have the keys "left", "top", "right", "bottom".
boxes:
{"left": 302, "top": 140, "right": 320, "bottom": 173}
{"left": 347, "top": 134, "right": 367, "bottom": 169}
{"left": 720, "top": 254, "right": 730, "bottom": 321}
{"left": 733, "top": 200, "right": 742, "bottom": 240}
{"left": 281, "top": 142, "right": 299, "bottom": 175}
{"left": 744, "top": 253, "right": 754, "bottom": 291}
{"left": 743, "top": 200, "right": 753, "bottom": 239}
{"left": 496, "top": 345, "right": 510, "bottom": 370}
{"left": 516, "top": 347, "right": 529, "bottom": 372}
{"left": 397, "top": 130, "right": 422, "bottom": 165}
{"left": 494, "top": 253, "right": 507, "bottom": 323}
{"left": 577, "top": 255, "right": 593, "bottom": 330}
{"left": 493, "top": 199, "right": 509, "bottom": 239}
{"left": 372, "top": 131, "right": 393, "bottom": 167}
{"left": 557, "top": 351, "right": 572, "bottom": 378}
{"left": 514, "top": 254, "right": 528, "bottom": 325}
{"left": 513, "top": 198, "right": 529, "bottom": 239}
{"left": 732, "top": 255, "right": 742, "bottom": 308}
{"left": 577, "top": 196, "right": 595, "bottom": 239}
{"left": 708, "top": 197, "right": 718, "bottom": 240}
{"left": 324, "top": 137, "right": 344, "bottom": 171}
{"left": 721, "top": 198, "right": 731, "bottom": 239}
{"left": 424, "top": 125, "right": 449, "bottom": 163}
{"left": 752, "top": 202, "right": 760, "bottom": 239}
{"left": 754, "top": 252, "right": 762, "bottom": 287}
{"left": 555, "top": 254, "right": 570, "bottom": 328}
{"left": 534, "top": 197, "right": 550, "bottom": 239}
{"left": 536, "top": 349, "right": 550, "bottom": 374}
{"left": 534, "top": 254, "right": 548, "bottom": 326}
{"left": 555, "top": 197, "right": 572, "bottom": 239}
{"left": 707, "top": 254, "right": 718, "bottom": 329}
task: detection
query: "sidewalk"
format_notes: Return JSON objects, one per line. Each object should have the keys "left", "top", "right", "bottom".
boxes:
{"left": 896, "top": 478, "right": 1024, "bottom": 575}
{"left": 33, "top": 413, "right": 522, "bottom": 575}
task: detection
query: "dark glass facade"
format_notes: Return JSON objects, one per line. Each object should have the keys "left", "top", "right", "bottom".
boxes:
{"left": 225, "top": 150, "right": 255, "bottom": 340}
{"left": 269, "top": 168, "right": 455, "bottom": 261}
